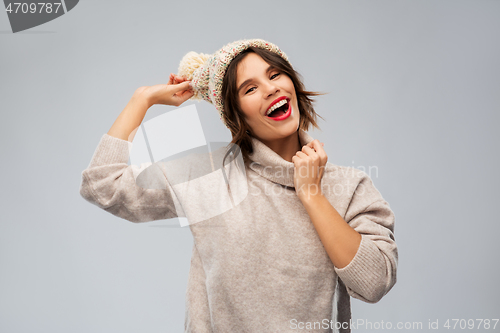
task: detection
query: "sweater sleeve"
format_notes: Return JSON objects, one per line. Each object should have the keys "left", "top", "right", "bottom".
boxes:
{"left": 79, "top": 134, "right": 184, "bottom": 223}
{"left": 333, "top": 170, "right": 398, "bottom": 303}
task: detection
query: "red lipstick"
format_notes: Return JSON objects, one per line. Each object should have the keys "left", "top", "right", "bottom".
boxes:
{"left": 265, "top": 96, "right": 288, "bottom": 115}
{"left": 269, "top": 101, "right": 291, "bottom": 121}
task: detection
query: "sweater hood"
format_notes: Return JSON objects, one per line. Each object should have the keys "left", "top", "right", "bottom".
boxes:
{"left": 247, "top": 129, "right": 314, "bottom": 187}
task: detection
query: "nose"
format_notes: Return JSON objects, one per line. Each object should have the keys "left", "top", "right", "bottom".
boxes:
{"left": 263, "top": 80, "right": 279, "bottom": 98}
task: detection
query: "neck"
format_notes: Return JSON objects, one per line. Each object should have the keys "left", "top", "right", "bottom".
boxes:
{"left": 259, "top": 131, "right": 302, "bottom": 163}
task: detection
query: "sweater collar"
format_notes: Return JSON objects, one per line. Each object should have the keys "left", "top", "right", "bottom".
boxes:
{"left": 247, "top": 129, "right": 315, "bottom": 187}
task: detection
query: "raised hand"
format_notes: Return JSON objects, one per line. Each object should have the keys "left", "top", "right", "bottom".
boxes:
{"left": 143, "top": 73, "right": 194, "bottom": 107}
{"left": 292, "top": 140, "right": 327, "bottom": 201}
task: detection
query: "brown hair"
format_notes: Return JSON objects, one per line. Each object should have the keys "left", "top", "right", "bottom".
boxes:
{"left": 221, "top": 46, "right": 325, "bottom": 164}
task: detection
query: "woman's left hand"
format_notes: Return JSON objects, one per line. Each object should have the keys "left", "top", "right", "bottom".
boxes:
{"left": 292, "top": 140, "right": 328, "bottom": 202}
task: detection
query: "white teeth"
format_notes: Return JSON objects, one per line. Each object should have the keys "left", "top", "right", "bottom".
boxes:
{"left": 266, "top": 99, "right": 288, "bottom": 116}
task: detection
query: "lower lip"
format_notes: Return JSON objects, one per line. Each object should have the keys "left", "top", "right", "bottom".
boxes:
{"left": 267, "top": 102, "right": 292, "bottom": 121}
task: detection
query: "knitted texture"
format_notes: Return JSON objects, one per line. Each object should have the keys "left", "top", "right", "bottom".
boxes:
{"left": 177, "top": 39, "right": 290, "bottom": 128}
{"left": 80, "top": 130, "right": 398, "bottom": 332}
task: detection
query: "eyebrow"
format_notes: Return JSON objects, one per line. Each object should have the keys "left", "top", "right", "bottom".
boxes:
{"left": 237, "top": 65, "right": 275, "bottom": 94}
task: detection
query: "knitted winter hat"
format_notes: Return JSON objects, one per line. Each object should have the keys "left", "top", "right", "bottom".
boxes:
{"left": 177, "top": 39, "right": 290, "bottom": 128}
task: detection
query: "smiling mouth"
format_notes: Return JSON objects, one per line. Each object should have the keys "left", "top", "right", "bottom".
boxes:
{"left": 266, "top": 99, "right": 290, "bottom": 118}
{"left": 265, "top": 99, "right": 292, "bottom": 122}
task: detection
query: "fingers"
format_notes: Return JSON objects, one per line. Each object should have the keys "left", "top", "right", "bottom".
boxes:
{"left": 302, "top": 145, "right": 317, "bottom": 155}
{"left": 169, "top": 73, "right": 189, "bottom": 85}
{"left": 301, "top": 140, "right": 328, "bottom": 165}
{"left": 168, "top": 73, "right": 182, "bottom": 84}
{"left": 304, "top": 141, "right": 327, "bottom": 157}
{"left": 295, "top": 151, "right": 308, "bottom": 159}
{"left": 294, "top": 149, "right": 322, "bottom": 179}
{"left": 176, "top": 89, "right": 195, "bottom": 104}
{"left": 170, "top": 81, "right": 194, "bottom": 106}
{"left": 306, "top": 140, "right": 324, "bottom": 152}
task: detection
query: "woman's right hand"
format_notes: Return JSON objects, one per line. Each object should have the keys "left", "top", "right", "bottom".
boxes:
{"left": 141, "top": 74, "right": 194, "bottom": 107}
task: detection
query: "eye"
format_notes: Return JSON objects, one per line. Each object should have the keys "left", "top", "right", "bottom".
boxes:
{"left": 245, "top": 87, "right": 256, "bottom": 94}
{"left": 270, "top": 73, "right": 280, "bottom": 80}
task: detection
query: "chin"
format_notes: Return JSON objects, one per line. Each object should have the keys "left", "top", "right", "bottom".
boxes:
{"left": 281, "top": 108, "right": 299, "bottom": 134}
{"left": 278, "top": 120, "right": 300, "bottom": 138}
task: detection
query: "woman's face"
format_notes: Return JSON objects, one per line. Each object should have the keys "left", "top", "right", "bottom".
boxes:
{"left": 236, "top": 52, "right": 300, "bottom": 143}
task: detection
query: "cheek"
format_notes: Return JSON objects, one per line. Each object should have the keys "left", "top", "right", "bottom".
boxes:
{"left": 239, "top": 100, "right": 251, "bottom": 118}
{"left": 240, "top": 97, "right": 260, "bottom": 119}
{"left": 282, "top": 76, "right": 295, "bottom": 90}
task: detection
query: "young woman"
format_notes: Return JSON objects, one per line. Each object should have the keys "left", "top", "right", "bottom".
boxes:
{"left": 80, "top": 39, "right": 398, "bottom": 333}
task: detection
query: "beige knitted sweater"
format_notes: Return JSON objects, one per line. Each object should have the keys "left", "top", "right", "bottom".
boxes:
{"left": 79, "top": 129, "right": 398, "bottom": 333}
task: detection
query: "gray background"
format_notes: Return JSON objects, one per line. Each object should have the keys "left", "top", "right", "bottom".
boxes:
{"left": 1, "top": 0, "right": 499, "bottom": 332}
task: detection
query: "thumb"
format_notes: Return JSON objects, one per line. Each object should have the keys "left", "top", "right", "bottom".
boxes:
{"left": 171, "top": 81, "right": 192, "bottom": 93}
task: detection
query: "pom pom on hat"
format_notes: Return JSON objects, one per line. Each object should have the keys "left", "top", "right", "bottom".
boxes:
{"left": 177, "top": 39, "right": 290, "bottom": 128}
{"left": 177, "top": 51, "right": 211, "bottom": 101}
